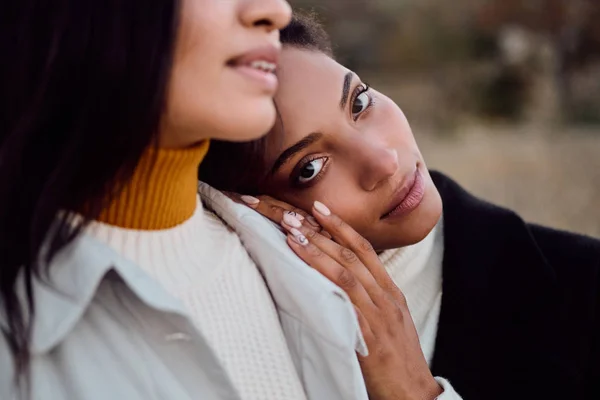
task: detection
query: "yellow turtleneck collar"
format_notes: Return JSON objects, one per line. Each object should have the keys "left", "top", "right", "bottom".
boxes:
{"left": 97, "top": 140, "right": 209, "bottom": 230}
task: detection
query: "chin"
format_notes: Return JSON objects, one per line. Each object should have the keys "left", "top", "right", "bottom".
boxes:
{"left": 373, "top": 187, "right": 443, "bottom": 251}
{"left": 218, "top": 100, "right": 276, "bottom": 142}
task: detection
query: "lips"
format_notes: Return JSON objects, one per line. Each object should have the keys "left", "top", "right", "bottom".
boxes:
{"left": 227, "top": 45, "right": 280, "bottom": 92}
{"left": 381, "top": 165, "right": 426, "bottom": 220}
{"left": 227, "top": 45, "right": 279, "bottom": 74}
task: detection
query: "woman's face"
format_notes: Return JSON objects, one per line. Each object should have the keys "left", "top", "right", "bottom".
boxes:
{"left": 261, "top": 48, "right": 443, "bottom": 250}
{"left": 160, "top": 0, "right": 292, "bottom": 148}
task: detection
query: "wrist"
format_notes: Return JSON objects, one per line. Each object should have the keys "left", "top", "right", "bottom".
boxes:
{"left": 415, "top": 377, "right": 443, "bottom": 400}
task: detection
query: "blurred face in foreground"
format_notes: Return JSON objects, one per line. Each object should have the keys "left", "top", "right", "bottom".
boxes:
{"left": 160, "top": 0, "right": 292, "bottom": 148}
{"left": 259, "top": 48, "right": 443, "bottom": 250}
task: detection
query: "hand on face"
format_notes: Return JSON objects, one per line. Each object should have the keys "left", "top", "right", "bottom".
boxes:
{"left": 262, "top": 48, "right": 443, "bottom": 250}
{"left": 231, "top": 193, "right": 329, "bottom": 236}
{"left": 236, "top": 194, "right": 443, "bottom": 400}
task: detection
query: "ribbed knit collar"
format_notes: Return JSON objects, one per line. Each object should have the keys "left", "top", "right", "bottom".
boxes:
{"left": 96, "top": 140, "right": 209, "bottom": 229}
{"left": 378, "top": 219, "right": 440, "bottom": 273}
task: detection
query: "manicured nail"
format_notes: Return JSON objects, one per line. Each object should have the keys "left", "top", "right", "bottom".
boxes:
{"left": 241, "top": 195, "right": 260, "bottom": 206}
{"left": 287, "top": 211, "right": 304, "bottom": 221}
{"left": 283, "top": 212, "right": 302, "bottom": 228}
{"left": 290, "top": 228, "right": 308, "bottom": 246}
{"left": 306, "top": 216, "right": 320, "bottom": 227}
{"left": 313, "top": 201, "right": 331, "bottom": 216}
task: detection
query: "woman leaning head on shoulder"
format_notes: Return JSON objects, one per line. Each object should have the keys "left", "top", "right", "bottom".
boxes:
{"left": 0, "top": 0, "right": 293, "bottom": 397}
{"left": 200, "top": 12, "right": 600, "bottom": 400}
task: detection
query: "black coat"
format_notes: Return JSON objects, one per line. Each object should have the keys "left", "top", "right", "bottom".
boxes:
{"left": 429, "top": 171, "right": 600, "bottom": 400}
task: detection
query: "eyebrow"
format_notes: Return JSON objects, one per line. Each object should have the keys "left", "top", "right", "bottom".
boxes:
{"left": 340, "top": 72, "right": 353, "bottom": 110}
{"left": 269, "top": 132, "right": 323, "bottom": 175}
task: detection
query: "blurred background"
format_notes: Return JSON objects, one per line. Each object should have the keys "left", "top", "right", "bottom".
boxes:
{"left": 291, "top": 0, "right": 600, "bottom": 237}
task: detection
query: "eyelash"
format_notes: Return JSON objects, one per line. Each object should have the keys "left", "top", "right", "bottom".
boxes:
{"left": 350, "top": 83, "right": 375, "bottom": 121}
{"left": 288, "top": 83, "right": 373, "bottom": 189}
{"left": 291, "top": 154, "right": 330, "bottom": 188}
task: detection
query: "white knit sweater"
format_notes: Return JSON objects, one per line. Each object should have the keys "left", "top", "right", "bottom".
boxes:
{"left": 87, "top": 198, "right": 307, "bottom": 400}
{"left": 89, "top": 201, "right": 455, "bottom": 400}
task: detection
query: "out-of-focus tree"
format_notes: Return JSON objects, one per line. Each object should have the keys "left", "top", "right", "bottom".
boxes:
{"left": 477, "top": 0, "right": 600, "bottom": 124}
{"left": 289, "top": 0, "right": 600, "bottom": 126}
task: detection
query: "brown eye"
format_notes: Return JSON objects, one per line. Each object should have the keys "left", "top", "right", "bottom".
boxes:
{"left": 298, "top": 158, "right": 326, "bottom": 184}
{"left": 352, "top": 92, "right": 370, "bottom": 115}
{"left": 351, "top": 84, "right": 372, "bottom": 119}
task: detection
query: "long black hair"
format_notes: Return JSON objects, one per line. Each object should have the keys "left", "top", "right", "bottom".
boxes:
{"left": 199, "top": 12, "right": 332, "bottom": 194}
{"left": 0, "top": 0, "right": 180, "bottom": 376}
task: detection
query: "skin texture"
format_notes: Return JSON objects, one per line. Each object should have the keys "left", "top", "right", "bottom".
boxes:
{"left": 233, "top": 46, "right": 449, "bottom": 399}
{"left": 237, "top": 196, "right": 443, "bottom": 400}
{"left": 259, "top": 47, "right": 443, "bottom": 251}
{"left": 160, "top": 0, "right": 292, "bottom": 148}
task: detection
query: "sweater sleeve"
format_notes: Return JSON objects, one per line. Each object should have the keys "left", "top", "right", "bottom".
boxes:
{"left": 434, "top": 377, "right": 463, "bottom": 400}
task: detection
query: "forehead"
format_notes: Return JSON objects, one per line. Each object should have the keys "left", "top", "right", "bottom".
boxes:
{"left": 272, "top": 48, "right": 350, "bottom": 146}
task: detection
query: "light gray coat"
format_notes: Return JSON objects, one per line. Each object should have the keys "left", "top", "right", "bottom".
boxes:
{"left": 0, "top": 183, "right": 369, "bottom": 400}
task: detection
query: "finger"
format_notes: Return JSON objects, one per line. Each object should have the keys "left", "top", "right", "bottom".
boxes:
{"left": 235, "top": 195, "right": 316, "bottom": 232}
{"left": 353, "top": 305, "right": 374, "bottom": 357}
{"left": 312, "top": 201, "right": 401, "bottom": 297}
{"left": 286, "top": 231, "right": 376, "bottom": 311}
{"left": 259, "top": 195, "right": 308, "bottom": 219}
{"left": 274, "top": 207, "right": 322, "bottom": 234}
{"left": 261, "top": 195, "right": 322, "bottom": 231}
{"left": 222, "top": 192, "right": 256, "bottom": 206}
{"left": 281, "top": 223, "right": 383, "bottom": 301}
{"left": 321, "top": 230, "right": 333, "bottom": 240}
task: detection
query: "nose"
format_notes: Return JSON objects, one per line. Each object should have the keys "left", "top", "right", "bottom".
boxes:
{"left": 239, "top": 0, "right": 292, "bottom": 32}
{"left": 357, "top": 144, "right": 399, "bottom": 192}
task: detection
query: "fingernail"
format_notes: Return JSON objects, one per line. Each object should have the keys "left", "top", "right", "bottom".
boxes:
{"left": 283, "top": 212, "right": 302, "bottom": 228}
{"left": 287, "top": 211, "right": 304, "bottom": 221}
{"left": 241, "top": 195, "right": 260, "bottom": 205}
{"left": 313, "top": 201, "right": 331, "bottom": 216}
{"left": 290, "top": 228, "right": 308, "bottom": 246}
{"left": 306, "top": 216, "right": 320, "bottom": 227}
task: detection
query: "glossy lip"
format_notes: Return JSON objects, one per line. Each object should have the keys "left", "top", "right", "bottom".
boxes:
{"left": 227, "top": 45, "right": 280, "bottom": 92}
{"left": 228, "top": 45, "right": 280, "bottom": 67}
{"left": 380, "top": 165, "right": 425, "bottom": 220}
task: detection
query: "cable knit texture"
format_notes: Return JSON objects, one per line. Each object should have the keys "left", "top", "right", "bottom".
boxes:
{"left": 378, "top": 217, "right": 444, "bottom": 365}
{"left": 87, "top": 144, "right": 306, "bottom": 400}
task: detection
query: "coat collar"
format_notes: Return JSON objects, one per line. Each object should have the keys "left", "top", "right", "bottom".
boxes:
{"left": 6, "top": 182, "right": 367, "bottom": 360}
{"left": 198, "top": 182, "right": 370, "bottom": 400}
{"left": 198, "top": 182, "right": 368, "bottom": 356}
{"left": 10, "top": 231, "right": 189, "bottom": 355}
{"left": 429, "top": 171, "right": 574, "bottom": 398}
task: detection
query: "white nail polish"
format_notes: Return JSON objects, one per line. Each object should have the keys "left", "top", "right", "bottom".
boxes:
{"left": 241, "top": 195, "right": 260, "bottom": 205}
{"left": 290, "top": 228, "right": 308, "bottom": 246}
{"left": 314, "top": 201, "right": 331, "bottom": 216}
{"left": 283, "top": 212, "right": 302, "bottom": 228}
{"left": 288, "top": 211, "right": 304, "bottom": 221}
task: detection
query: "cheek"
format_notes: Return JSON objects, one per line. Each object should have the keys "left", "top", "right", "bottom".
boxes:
{"left": 174, "top": 2, "right": 223, "bottom": 77}
{"left": 300, "top": 175, "right": 371, "bottom": 234}
{"left": 374, "top": 96, "right": 417, "bottom": 146}
{"left": 164, "top": 8, "right": 224, "bottom": 129}
{"left": 161, "top": 3, "right": 276, "bottom": 143}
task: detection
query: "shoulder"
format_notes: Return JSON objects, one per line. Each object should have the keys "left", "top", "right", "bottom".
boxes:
{"left": 528, "top": 223, "right": 600, "bottom": 287}
{"left": 528, "top": 223, "right": 600, "bottom": 259}
{"left": 432, "top": 169, "right": 600, "bottom": 283}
